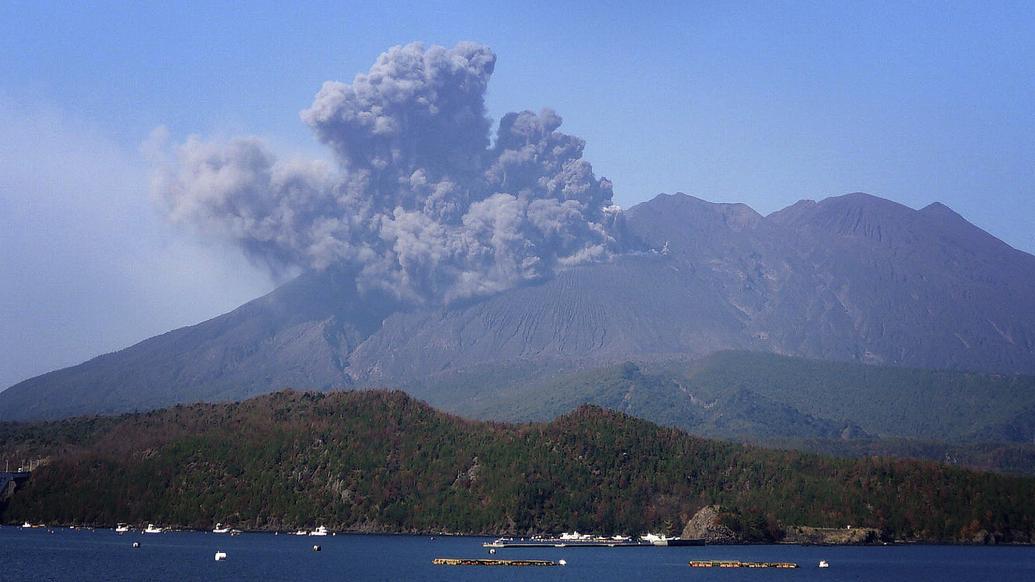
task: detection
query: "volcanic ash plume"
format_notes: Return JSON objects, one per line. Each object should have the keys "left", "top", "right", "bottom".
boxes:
{"left": 153, "top": 42, "right": 623, "bottom": 303}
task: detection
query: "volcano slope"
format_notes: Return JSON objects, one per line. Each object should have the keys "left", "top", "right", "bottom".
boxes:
{"left": 2, "top": 192, "right": 1035, "bottom": 422}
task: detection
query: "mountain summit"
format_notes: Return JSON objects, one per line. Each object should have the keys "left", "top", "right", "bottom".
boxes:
{"left": 2, "top": 192, "right": 1034, "bottom": 420}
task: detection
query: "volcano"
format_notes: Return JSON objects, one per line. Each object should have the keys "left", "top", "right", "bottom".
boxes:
{"left": 2, "top": 192, "right": 1034, "bottom": 421}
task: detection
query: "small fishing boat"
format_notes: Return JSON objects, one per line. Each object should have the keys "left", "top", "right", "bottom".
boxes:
{"left": 143, "top": 524, "right": 163, "bottom": 534}
{"left": 309, "top": 526, "right": 329, "bottom": 536}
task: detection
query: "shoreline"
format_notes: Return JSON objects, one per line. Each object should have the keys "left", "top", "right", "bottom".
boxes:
{"left": 4, "top": 522, "right": 1033, "bottom": 546}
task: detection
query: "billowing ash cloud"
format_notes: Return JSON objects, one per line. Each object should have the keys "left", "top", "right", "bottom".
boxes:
{"left": 153, "top": 42, "right": 623, "bottom": 303}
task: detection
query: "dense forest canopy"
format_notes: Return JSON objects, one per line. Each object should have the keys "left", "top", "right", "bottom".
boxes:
{"left": 3, "top": 390, "right": 1034, "bottom": 543}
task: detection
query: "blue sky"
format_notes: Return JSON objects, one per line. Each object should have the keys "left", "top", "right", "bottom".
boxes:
{"left": 2, "top": 1, "right": 1034, "bottom": 388}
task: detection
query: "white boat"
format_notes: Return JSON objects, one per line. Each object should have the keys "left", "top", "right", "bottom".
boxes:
{"left": 212, "top": 523, "right": 230, "bottom": 534}
{"left": 294, "top": 529, "right": 308, "bottom": 536}
{"left": 143, "top": 524, "right": 163, "bottom": 534}
{"left": 115, "top": 524, "right": 130, "bottom": 533}
{"left": 818, "top": 560, "right": 830, "bottom": 568}
{"left": 309, "top": 526, "right": 329, "bottom": 536}
{"left": 639, "top": 532, "right": 670, "bottom": 545}
{"left": 214, "top": 551, "right": 228, "bottom": 561}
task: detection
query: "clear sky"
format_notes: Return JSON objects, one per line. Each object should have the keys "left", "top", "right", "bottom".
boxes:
{"left": 2, "top": 1, "right": 1034, "bottom": 388}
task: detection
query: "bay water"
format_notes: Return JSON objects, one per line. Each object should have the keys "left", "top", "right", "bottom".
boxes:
{"left": 2, "top": 527, "right": 1033, "bottom": 581}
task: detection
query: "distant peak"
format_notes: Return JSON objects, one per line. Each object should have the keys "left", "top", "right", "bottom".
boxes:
{"left": 766, "top": 199, "right": 815, "bottom": 220}
{"left": 634, "top": 193, "right": 762, "bottom": 231}
{"left": 823, "top": 192, "right": 911, "bottom": 211}
{"left": 770, "top": 192, "right": 910, "bottom": 218}
{"left": 644, "top": 193, "right": 760, "bottom": 213}
{"left": 841, "top": 191, "right": 880, "bottom": 200}
{"left": 651, "top": 192, "right": 710, "bottom": 205}
{"left": 920, "top": 201, "right": 962, "bottom": 219}
{"left": 765, "top": 192, "right": 920, "bottom": 243}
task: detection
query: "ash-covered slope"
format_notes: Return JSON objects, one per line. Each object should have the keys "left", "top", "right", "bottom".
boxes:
{"left": 0, "top": 269, "right": 398, "bottom": 420}
{"left": 347, "top": 255, "right": 753, "bottom": 388}
{"left": 3, "top": 192, "right": 1035, "bottom": 421}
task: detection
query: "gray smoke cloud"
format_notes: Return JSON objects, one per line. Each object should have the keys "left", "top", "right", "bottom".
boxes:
{"left": 154, "top": 42, "right": 623, "bottom": 303}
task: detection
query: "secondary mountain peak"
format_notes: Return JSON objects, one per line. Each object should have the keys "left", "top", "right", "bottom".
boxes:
{"left": 766, "top": 192, "right": 920, "bottom": 244}
{"left": 631, "top": 192, "right": 763, "bottom": 231}
{"left": 920, "top": 200, "right": 956, "bottom": 216}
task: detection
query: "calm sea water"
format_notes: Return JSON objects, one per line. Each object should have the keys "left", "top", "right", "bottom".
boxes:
{"left": 2, "top": 527, "right": 1034, "bottom": 581}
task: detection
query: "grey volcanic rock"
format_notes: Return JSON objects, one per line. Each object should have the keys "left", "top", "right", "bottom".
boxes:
{"left": 681, "top": 505, "right": 738, "bottom": 543}
{"left": 347, "top": 255, "right": 752, "bottom": 388}
{"left": 2, "top": 192, "right": 1035, "bottom": 421}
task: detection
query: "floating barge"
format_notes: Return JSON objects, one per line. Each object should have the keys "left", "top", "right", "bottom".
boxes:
{"left": 690, "top": 560, "right": 799, "bottom": 569}
{"left": 433, "top": 558, "right": 560, "bottom": 567}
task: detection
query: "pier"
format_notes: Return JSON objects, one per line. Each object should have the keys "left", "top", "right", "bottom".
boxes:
{"left": 484, "top": 535, "right": 704, "bottom": 548}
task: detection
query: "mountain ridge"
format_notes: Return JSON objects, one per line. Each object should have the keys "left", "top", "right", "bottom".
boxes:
{"left": 2, "top": 191, "right": 1034, "bottom": 422}
{"left": 447, "top": 350, "right": 1035, "bottom": 472}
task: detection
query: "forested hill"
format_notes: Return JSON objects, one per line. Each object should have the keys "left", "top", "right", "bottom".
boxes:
{"left": 446, "top": 351, "right": 1035, "bottom": 475}
{"left": 2, "top": 390, "right": 1035, "bottom": 543}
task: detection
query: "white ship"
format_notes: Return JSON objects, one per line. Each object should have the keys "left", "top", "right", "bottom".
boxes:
{"left": 143, "top": 524, "right": 163, "bottom": 534}
{"left": 309, "top": 526, "right": 329, "bottom": 536}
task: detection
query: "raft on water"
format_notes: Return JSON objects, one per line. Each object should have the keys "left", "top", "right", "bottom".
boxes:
{"left": 433, "top": 557, "right": 560, "bottom": 567}
{"left": 690, "top": 560, "right": 799, "bottom": 569}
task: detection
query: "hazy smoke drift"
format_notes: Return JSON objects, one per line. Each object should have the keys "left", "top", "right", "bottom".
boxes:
{"left": 155, "top": 42, "right": 622, "bottom": 303}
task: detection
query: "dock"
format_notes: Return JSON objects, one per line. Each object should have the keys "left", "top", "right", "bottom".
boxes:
{"left": 433, "top": 558, "right": 560, "bottom": 567}
{"left": 484, "top": 540, "right": 649, "bottom": 548}
{"left": 484, "top": 537, "right": 704, "bottom": 548}
{"left": 690, "top": 560, "right": 799, "bottom": 569}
